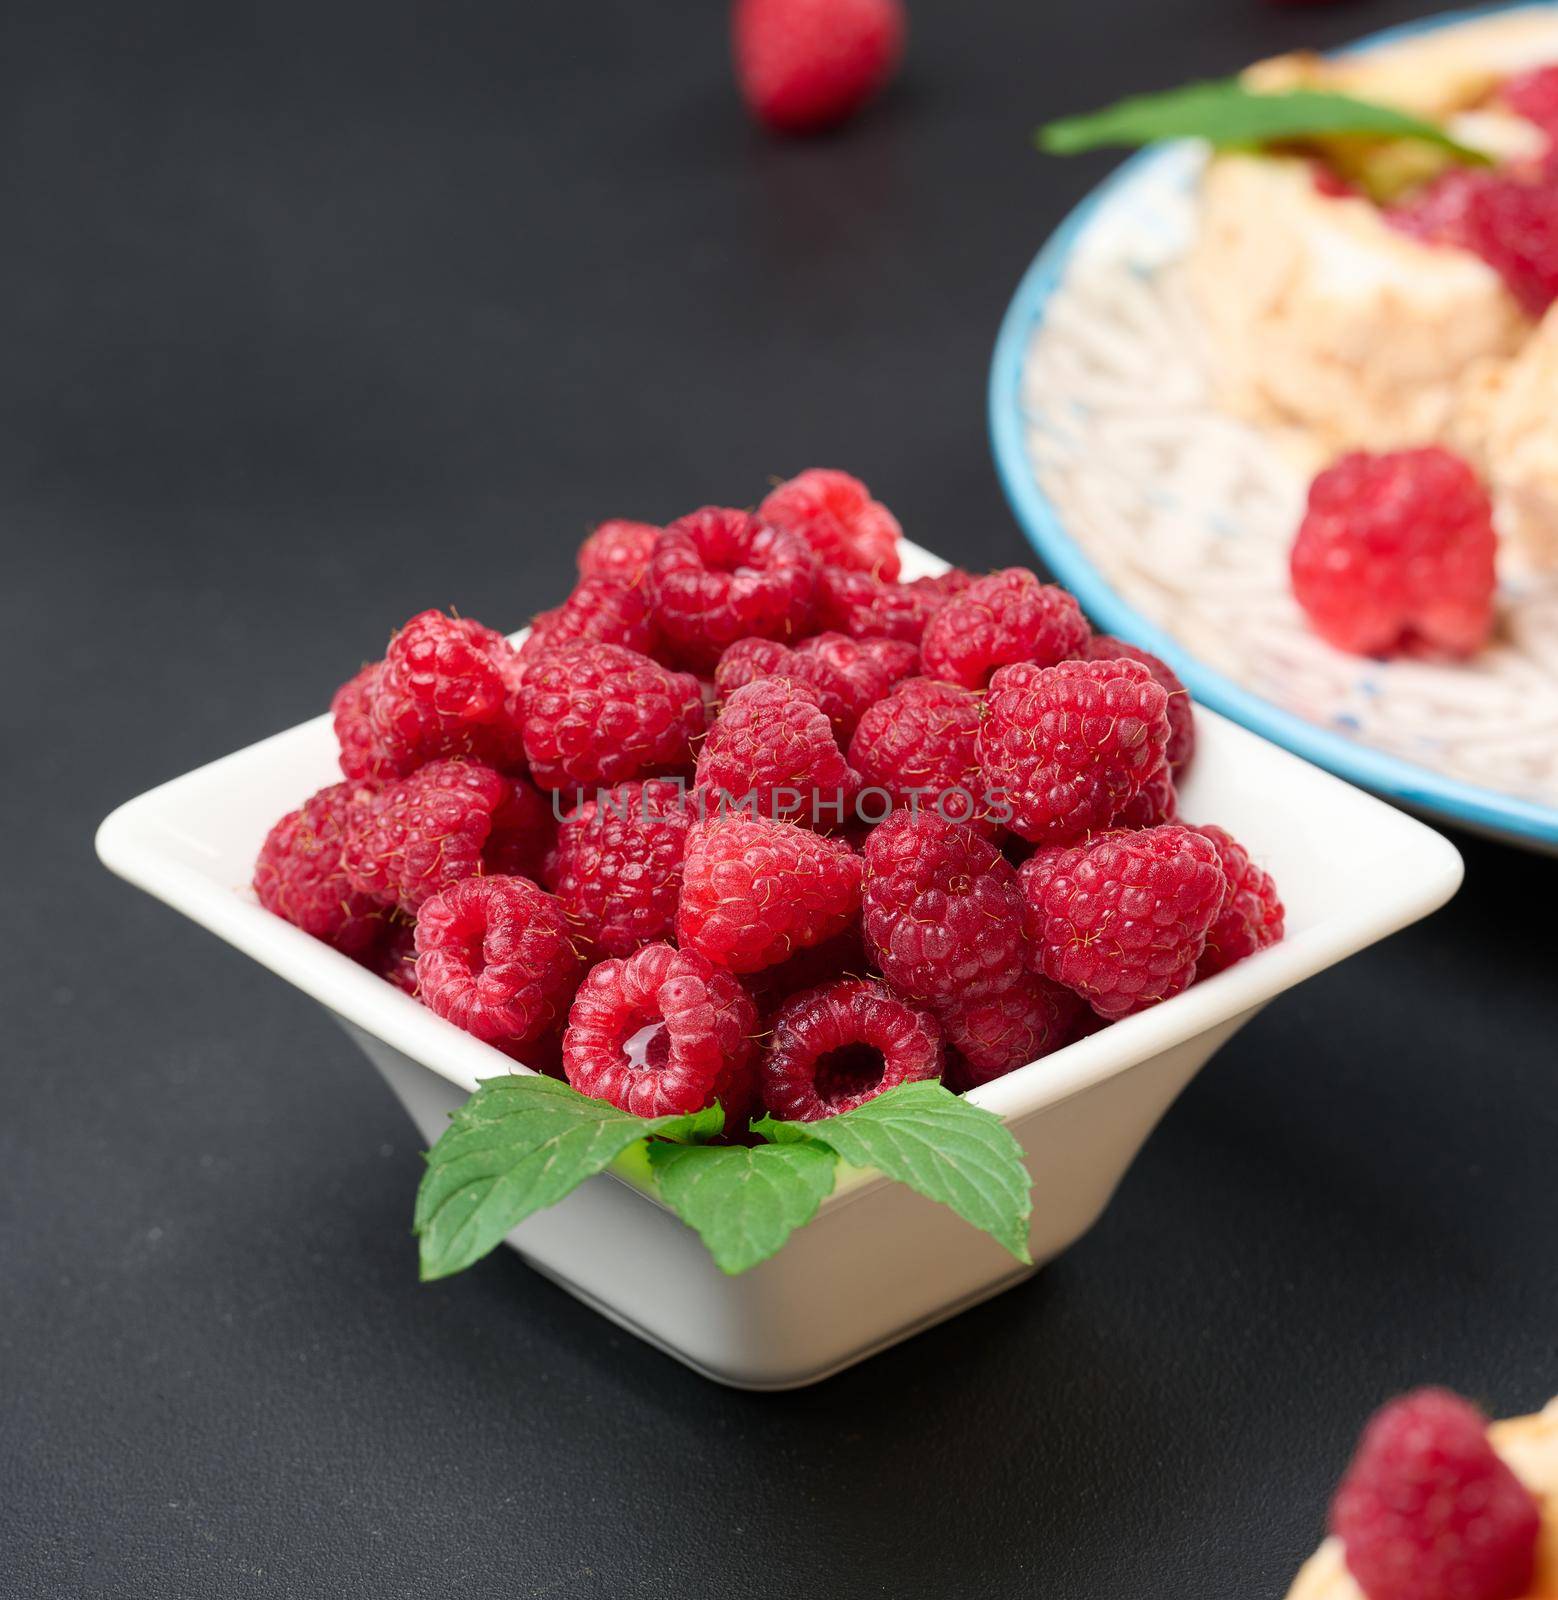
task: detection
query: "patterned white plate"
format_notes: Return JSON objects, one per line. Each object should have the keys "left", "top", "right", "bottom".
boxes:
{"left": 989, "top": 10, "right": 1558, "bottom": 854}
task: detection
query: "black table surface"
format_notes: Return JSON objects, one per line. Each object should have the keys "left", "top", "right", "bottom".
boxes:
{"left": 5, "top": 0, "right": 1556, "bottom": 1594}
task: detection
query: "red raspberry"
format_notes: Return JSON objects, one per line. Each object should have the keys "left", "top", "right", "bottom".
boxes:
{"left": 562, "top": 941, "right": 758, "bottom": 1122}
{"left": 543, "top": 779, "right": 692, "bottom": 958}
{"left": 677, "top": 815, "right": 862, "bottom": 975}
{"left": 940, "top": 975, "right": 1085, "bottom": 1091}
{"left": 1290, "top": 448, "right": 1498, "bottom": 658}
{"left": 731, "top": 0, "right": 905, "bottom": 135}
{"left": 519, "top": 576, "right": 660, "bottom": 663}
{"left": 759, "top": 468, "right": 903, "bottom": 579}
{"left": 1502, "top": 64, "right": 1558, "bottom": 141}
{"left": 715, "top": 632, "right": 917, "bottom": 741}
{"left": 373, "top": 914, "right": 420, "bottom": 995}
{"left": 760, "top": 978, "right": 942, "bottom": 1122}
{"left": 254, "top": 781, "right": 386, "bottom": 959}
{"left": 814, "top": 564, "right": 933, "bottom": 643}
{"left": 848, "top": 677, "right": 993, "bottom": 833}
{"left": 745, "top": 924, "right": 870, "bottom": 1012}
{"left": 342, "top": 759, "right": 514, "bottom": 915}
{"left": 414, "top": 875, "right": 584, "bottom": 1051}
{"left": 908, "top": 569, "right": 974, "bottom": 607}
{"left": 1106, "top": 758, "right": 1178, "bottom": 831}
{"left": 1191, "top": 825, "right": 1285, "bottom": 978}
{"left": 694, "top": 676, "right": 858, "bottom": 828}
{"left": 921, "top": 569, "right": 1090, "bottom": 690}
{"left": 978, "top": 658, "right": 1171, "bottom": 846}
{"left": 577, "top": 518, "right": 659, "bottom": 586}
{"left": 861, "top": 811, "right": 1030, "bottom": 1004}
{"left": 518, "top": 642, "right": 705, "bottom": 792}
{"left": 1084, "top": 635, "right": 1195, "bottom": 772}
{"left": 648, "top": 506, "right": 817, "bottom": 671}
{"left": 482, "top": 773, "right": 557, "bottom": 883}
{"left": 370, "top": 609, "right": 525, "bottom": 777}
{"left": 1330, "top": 1389, "right": 1540, "bottom": 1600}
{"left": 331, "top": 662, "right": 395, "bottom": 783}
{"left": 1019, "top": 825, "right": 1226, "bottom": 1019}
{"left": 1462, "top": 171, "right": 1558, "bottom": 316}
{"left": 1386, "top": 166, "right": 1492, "bottom": 248}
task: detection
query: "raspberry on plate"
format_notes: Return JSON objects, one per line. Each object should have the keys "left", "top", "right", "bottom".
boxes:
{"left": 519, "top": 576, "right": 660, "bottom": 663}
{"left": 1084, "top": 635, "right": 1195, "bottom": 772}
{"left": 331, "top": 662, "right": 394, "bottom": 783}
{"left": 1291, "top": 447, "right": 1499, "bottom": 658}
{"left": 978, "top": 658, "right": 1171, "bottom": 846}
{"left": 848, "top": 676, "right": 992, "bottom": 834}
{"left": 715, "top": 632, "right": 917, "bottom": 741}
{"left": 1330, "top": 1389, "right": 1541, "bottom": 1600}
{"left": 939, "top": 974, "right": 1085, "bottom": 1091}
{"left": 372, "top": 913, "right": 420, "bottom": 995}
{"left": 1191, "top": 824, "right": 1284, "bottom": 978}
{"left": 577, "top": 518, "right": 659, "bottom": 586}
{"left": 760, "top": 978, "right": 942, "bottom": 1122}
{"left": 253, "top": 781, "right": 386, "bottom": 960}
{"left": 921, "top": 568, "right": 1090, "bottom": 690}
{"left": 814, "top": 564, "right": 937, "bottom": 644}
{"left": 745, "top": 924, "right": 871, "bottom": 1013}
{"left": 543, "top": 779, "right": 693, "bottom": 958}
{"left": 414, "top": 875, "right": 585, "bottom": 1053}
{"left": 1019, "top": 825, "right": 1226, "bottom": 1020}
{"left": 861, "top": 811, "right": 1031, "bottom": 1004}
{"left": 562, "top": 942, "right": 758, "bottom": 1122}
{"left": 648, "top": 506, "right": 817, "bottom": 671}
{"left": 759, "top": 469, "right": 903, "bottom": 579}
{"left": 519, "top": 642, "right": 706, "bottom": 792}
{"left": 677, "top": 815, "right": 862, "bottom": 975}
{"left": 481, "top": 773, "right": 557, "bottom": 884}
{"left": 731, "top": 0, "right": 905, "bottom": 135}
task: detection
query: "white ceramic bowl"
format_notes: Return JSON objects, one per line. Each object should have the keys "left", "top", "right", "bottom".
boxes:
{"left": 95, "top": 540, "right": 1463, "bottom": 1389}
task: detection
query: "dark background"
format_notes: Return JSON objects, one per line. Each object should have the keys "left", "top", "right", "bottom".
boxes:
{"left": 3, "top": 0, "right": 1555, "bottom": 1594}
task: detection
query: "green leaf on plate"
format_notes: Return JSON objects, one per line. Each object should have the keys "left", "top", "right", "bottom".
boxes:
{"left": 414, "top": 1074, "right": 722, "bottom": 1282}
{"left": 648, "top": 1139, "right": 839, "bottom": 1275}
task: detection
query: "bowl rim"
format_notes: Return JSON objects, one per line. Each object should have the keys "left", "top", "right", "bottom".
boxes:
{"left": 987, "top": 0, "right": 1558, "bottom": 854}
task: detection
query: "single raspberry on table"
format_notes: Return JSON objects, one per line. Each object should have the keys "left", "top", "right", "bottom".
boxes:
{"left": 1330, "top": 1389, "right": 1540, "bottom": 1600}
{"left": 519, "top": 576, "right": 661, "bottom": 663}
{"left": 563, "top": 941, "right": 758, "bottom": 1122}
{"left": 814, "top": 564, "right": 935, "bottom": 643}
{"left": 715, "top": 632, "right": 917, "bottom": 741}
{"left": 543, "top": 779, "right": 693, "bottom": 958}
{"left": 1084, "top": 635, "right": 1195, "bottom": 772}
{"left": 939, "top": 974, "right": 1086, "bottom": 1091}
{"left": 731, "top": 0, "right": 905, "bottom": 135}
{"left": 414, "top": 875, "right": 585, "bottom": 1052}
{"left": 1019, "top": 825, "right": 1226, "bottom": 1019}
{"left": 1191, "top": 824, "right": 1284, "bottom": 978}
{"left": 694, "top": 675, "right": 858, "bottom": 828}
{"left": 921, "top": 568, "right": 1090, "bottom": 690}
{"left": 577, "top": 518, "right": 660, "bottom": 586}
{"left": 519, "top": 641, "right": 706, "bottom": 792}
{"left": 978, "top": 658, "right": 1171, "bottom": 846}
{"left": 861, "top": 811, "right": 1031, "bottom": 1004}
{"left": 760, "top": 978, "right": 942, "bottom": 1122}
{"left": 370, "top": 609, "right": 525, "bottom": 777}
{"left": 254, "top": 781, "right": 386, "bottom": 960}
{"left": 1290, "top": 448, "right": 1498, "bottom": 658}
{"left": 677, "top": 815, "right": 862, "bottom": 975}
{"left": 647, "top": 506, "right": 817, "bottom": 671}
{"left": 331, "top": 662, "right": 395, "bottom": 783}
{"left": 759, "top": 468, "right": 903, "bottom": 579}
{"left": 848, "top": 676, "right": 992, "bottom": 833}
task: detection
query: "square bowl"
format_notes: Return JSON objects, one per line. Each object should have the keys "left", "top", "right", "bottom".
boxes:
{"left": 95, "top": 541, "right": 1463, "bottom": 1389}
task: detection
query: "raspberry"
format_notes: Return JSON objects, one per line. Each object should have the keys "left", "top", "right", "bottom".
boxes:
{"left": 1290, "top": 448, "right": 1498, "bottom": 658}
{"left": 731, "top": 0, "right": 905, "bottom": 135}
{"left": 848, "top": 677, "right": 993, "bottom": 833}
{"left": 940, "top": 975, "right": 1085, "bottom": 1091}
{"left": 519, "top": 576, "right": 660, "bottom": 663}
{"left": 562, "top": 942, "right": 758, "bottom": 1122}
{"left": 577, "top": 518, "right": 659, "bottom": 586}
{"left": 253, "top": 781, "right": 386, "bottom": 960}
{"left": 414, "top": 875, "right": 584, "bottom": 1051}
{"left": 694, "top": 676, "right": 858, "bottom": 828}
{"left": 746, "top": 924, "right": 870, "bottom": 1012}
{"left": 374, "top": 914, "right": 420, "bottom": 995}
{"left": 342, "top": 759, "right": 514, "bottom": 915}
{"left": 814, "top": 564, "right": 935, "bottom": 643}
{"left": 331, "top": 662, "right": 394, "bottom": 783}
{"left": 543, "top": 779, "right": 693, "bottom": 958}
{"left": 978, "top": 658, "right": 1171, "bottom": 846}
{"left": 1106, "top": 758, "right": 1178, "bottom": 830}
{"left": 760, "top": 978, "right": 942, "bottom": 1122}
{"left": 648, "top": 506, "right": 817, "bottom": 671}
{"left": 677, "top": 815, "right": 862, "bottom": 975}
{"left": 1191, "top": 825, "right": 1285, "bottom": 979}
{"left": 908, "top": 569, "right": 974, "bottom": 607}
{"left": 759, "top": 469, "right": 903, "bottom": 579}
{"left": 1084, "top": 635, "right": 1195, "bottom": 772}
{"left": 715, "top": 632, "right": 917, "bottom": 741}
{"left": 921, "top": 568, "right": 1090, "bottom": 690}
{"left": 482, "top": 773, "right": 557, "bottom": 883}
{"left": 518, "top": 642, "right": 705, "bottom": 792}
{"left": 1503, "top": 64, "right": 1558, "bottom": 142}
{"left": 370, "top": 609, "right": 525, "bottom": 777}
{"left": 1019, "top": 825, "right": 1226, "bottom": 1019}
{"left": 861, "top": 811, "right": 1031, "bottom": 1004}
{"left": 1331, "top": 1389, "right": 1540, "bottom": 1600}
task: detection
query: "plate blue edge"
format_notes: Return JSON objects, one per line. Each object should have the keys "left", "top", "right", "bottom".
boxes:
{"left": 988, "top": 0, "right": 1558, "bottom": 852}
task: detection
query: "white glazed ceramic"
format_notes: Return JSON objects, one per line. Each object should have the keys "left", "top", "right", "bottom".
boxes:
{"left": 95, "top": 541, "right": 1463, "bottom": 1388}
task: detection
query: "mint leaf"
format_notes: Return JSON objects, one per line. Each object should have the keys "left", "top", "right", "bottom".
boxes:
{"left": 1037, "top": 78, "right": 1490, "bottom": 165}
{"left": 762, "top": 1082, "right": 1033, "bottom": 1264}
{"left": 648, "top": 1140, "right": 838, "bottom": 1275}
{"left": 415, "top": 1075, "right": 721, "bottom": 1281}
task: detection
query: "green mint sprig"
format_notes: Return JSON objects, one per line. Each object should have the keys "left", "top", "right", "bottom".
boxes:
{"left": 414, "top": 1075, "right": 1033, "bottom": 1281}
